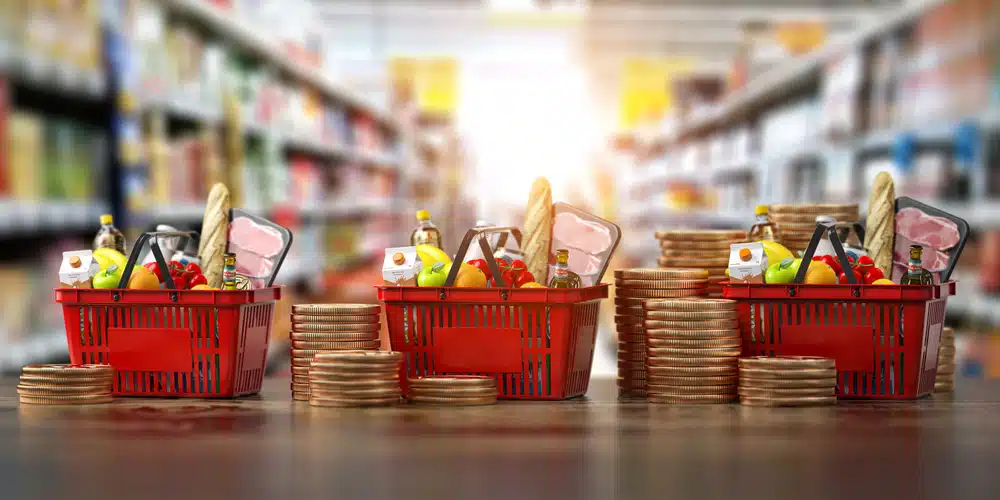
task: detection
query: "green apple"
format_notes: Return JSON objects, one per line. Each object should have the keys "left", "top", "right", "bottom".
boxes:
{"left": 93, "top": 264, "right": 123, "bottom": 289}
{"left": 764, "top": 258, "right": 800, "bottom": 284}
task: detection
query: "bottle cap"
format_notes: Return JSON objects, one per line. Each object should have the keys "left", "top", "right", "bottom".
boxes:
{"left": 100, "top": 214, "right": 113, "bottom": 225}
{"left": 416, "top": 210, "right": 430, "bottom": 221}
{"left": 556, "top": 249, "right": 569, "bottom": 263}
{"left": 754, "top": 205, "right": 768, "bottom": 216}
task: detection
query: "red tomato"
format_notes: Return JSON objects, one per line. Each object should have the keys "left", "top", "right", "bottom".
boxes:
{"left": 857, "top": 255, "right": 875, "bottom": 268}
{"left": 838, "top": 268, "right": 865, "bottom": 284}
{"left": 170, "top": 275, "right": 186, "bottom": 289}
{"left": 495, "top": 258, "right": 511, "bottom": 271}
{"left": 187, "top": 273, "right": 208, "bottom": 289}
{"left": 819, "top": 255, "right": 842, "bottom": 275}
{"left": 499, "top": 269, "right": 516, "bottom": 288}
{"left": 185, "top": 262, "right": 202, "bottom": 275}
{"left": 510, "top": 259, "right": 527, "bottom": 271}
{"left": 466, "top": 259, "right": 492, "bottom": 281}
{"left": 863, "top": 267, "right": 885, "bottom": 284}
{"left": 144, "top": 262, "right": 164, "bottom": 283}
{"left": 514, "top": 270, "right": 535, "bottom": 288}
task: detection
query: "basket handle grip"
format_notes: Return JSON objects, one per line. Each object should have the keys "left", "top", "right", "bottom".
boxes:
{"left": 793, "top": 222, "right": 865, "bottom": 285}
{"left": 118, "top": 231, "right": 199, "bottom": 289}
{"left": 444, "top": 227, "right": 523, "bottom": 287}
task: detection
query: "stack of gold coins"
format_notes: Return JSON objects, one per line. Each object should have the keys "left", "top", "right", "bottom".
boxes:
{"left": 935, "top": 327, "right": 956, "bottom": 393}
{"left": 613, "top": 268, "right": 710, "bottom": 398}
{"left": 643, "top": 298, "right": 741, "bottom": 404}
{"left": 17, "top": 364, "right": 114, "bottom": 405}
{"left": 655, "top": 230, "right": 747, "bottom": 298}
{"left": 769, "top": 204, "right": 860, "bottom": 254}
{"left": 308, "top": 351, "right": 402, "bottom": 407}
{"left": 290, "top": 303, "right": 382, "bottom": 401}
{"left": 739, "top": 356, "right": 837, "bottom": 407}
{"left": 407, "top": 376, "right": 498, "bottom": 406}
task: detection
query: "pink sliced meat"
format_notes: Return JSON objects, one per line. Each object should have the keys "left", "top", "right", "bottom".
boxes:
{"left": 234, "top": 249, "right": 275, "bottom": 278}
{"left": 229, "top": 217, "right": 285, "bottom": 257}
{"left": 552, "top": 211, "right": 614, "bottom": 254}
{"left": 892, "top": 234, "right": 949, "bottom": 271}
{"left": 895, "top": 207, "right": 960, "bottom": 250}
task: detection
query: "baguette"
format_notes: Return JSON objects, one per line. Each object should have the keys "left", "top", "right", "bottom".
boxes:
{"left": 198, "top": 183, "right": 231, "bottom": 288}
{"left": 865, "top": 172, "right": 896, "bottom": 274}
{"left": 523, "top": 178, "right": 553, "bottom": 285}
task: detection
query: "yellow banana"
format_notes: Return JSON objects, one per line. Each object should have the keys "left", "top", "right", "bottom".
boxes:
{"left": 416, "top": 244, "right": 451, "bottom": 267}
{"left": 93, "top": 247, "right": 128, "bottom": 271}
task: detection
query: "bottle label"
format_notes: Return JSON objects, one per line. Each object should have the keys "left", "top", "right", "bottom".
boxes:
{"left": 907, "top": 260, "right": 921, "bottom": 276}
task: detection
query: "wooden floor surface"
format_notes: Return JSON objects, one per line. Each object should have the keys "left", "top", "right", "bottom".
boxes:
{"left": 3, "top": 375, "right": 1000, "bottom": 500}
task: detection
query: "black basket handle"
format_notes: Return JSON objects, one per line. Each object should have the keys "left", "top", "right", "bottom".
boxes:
{"left": 793, "top": 222, "right": 866, "bottom": 285}
{"left": 117, "top": 231, "right": 199, "bottom": 290}
{"left": 444, "top": 227, "right": 523, "bottom": 287}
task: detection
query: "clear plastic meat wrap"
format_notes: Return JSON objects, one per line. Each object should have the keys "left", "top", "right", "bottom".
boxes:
{"left": 549, "top": 203, "right": 620, "bottom": 286}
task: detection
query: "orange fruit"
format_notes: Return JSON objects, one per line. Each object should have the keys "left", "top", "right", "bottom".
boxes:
{"left": 872, "top": 279, "right": 895, "bottom": 285}
{"left": 128, "top": 267, "right": 160, "bottom": 290}
{"left": 191, "top": 284, "right": 217, "bottom": 290}
{"left": 804, "top": 261, "right": 838, "bottom": 285}
{"left": 454, "top": 265, "right": 487, "bottom": 288}
{"left": 520, "top": 282, "right": 544, "bottom": 288}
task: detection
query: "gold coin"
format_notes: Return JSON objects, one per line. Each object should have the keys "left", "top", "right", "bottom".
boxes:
{"left": 311, "top": 371, "right": 400, "bottom": 381}
{"left": 310, "top": 359, "right": 401, "bottom": 372}
{"left": 658, "top": 257, "right": 729, "bottom": 268}
{"left": 938, "top": 346, "right": 956, "bottom": 356}
{"left": 647, "top": 356, "right": 739, "bottom": 368}
{"left": 655, "top": 230, "right": 748, "bottom": 241}
{"left": 770, "top": 212, "right": 857, "bottom": 223}
{"left": 617, "top": 288, "right": 707, "bottom": 299}
{"left": 739, "top": 377, "right": 837, "bottom": 388}
{"left": 645, "top": 310, "right": 738, "bottom": 321}
{"left": 739, "top": 395, "right": 836, "bottom": 407}
{"left": 648, "top": 375, "right": 738, "bottom": 386}
{"left": 291, "top": 344, "right": 381, "bottom": 358}
{"left": 616, "top": 332, "right": 646, "bottom": 343}
{"left": 16, "top": 384, "right": 110, "bottom": 396}
{"left": 291, "top": 313, "right": 380, "bottom": 323}
{"left": 738, "top": 367, "right": 838, "bottom": 379}
{"left": 408, "top": 386, "right": 498, "bottom": 398}
{"left": 644, "top": 298, "right": 737, "bottom": 311}
{"left": 314, "top": 351, "right": 402, "bottom": 364}
{"left": 616, "top": 323, "right": 645, "bottom": 334}
{"left": 292, "top": 323, "right": 380, "bottom": 333}
{"left": 21, "top": 364, "right": 113, "bottom": 376}
{"left": 619, "top": 389, "right": 648, "bottom": 398}
{"left": 615, "top": 314, "right": 644, "bottom": 325}
{"left": 659, "top": 240, "right": 743, "bottom": 250}
{"left": 614, "top": 268, "right": 710, "bottom": 280}
{"left": 292, "top": 366, "right": 311, "bottom": 376}
{"left": 645, "top": 328, "right": 740, "bottom": 340}
{"left": 292, "top": 340, "right": 385, "bottom": 350}
{"left": 769, "top": 203, "right": 857, "bottom": 214}
{"left": 309, "top": 378, "right": 400, "bottom": 390}
{"left": 648, "top": 365, "right": 738, "bottom": 377}
{"left": 291, "top": 374, "right": 311, "bottom": 385}
{"left": 739, "top": 356, "right": 835, "bottom": 370}
{"left": 647, "top": 337, "right": 740, "bottom": 348}
{"left": 291, "top": 358, "right": 314, "bottom": 368}
{"left": 293, "top": 303, "right": 381, "bottom": 315}
{"left": 617, "top": 351, "right": 648, "bottom": 363}
{"left": 290, "top": 332, "right": 381, "bottom": 342}
{"left": 616, "top": 306, "right": 645, "bottom": 315}
{"left": 648, "top": 394, "right": 737, "bottom": 404}
{"left": 407, "top": 395, "right": 497, "bottom": 406}
{"left": 18, "top": 375, "right": 113, "bottom": 386}
{"left": 292, "top": 391, "right": 310, "bottom": 402}
{"left": 19, "top": 394, "right": 113, "bottom": 405}
{"left": 738, "top": 387, "right": 835, "bottom": 398}
{"left": 647, "top": 384, "right": 737, "bottom": 396}
{"left": 774, "top": 221, "right": 827, "bottom": 232}
{"left": 615, "top": 279, "right": 709, "bottom": 289}
{"left": 309, "top": 396, "right": 400, "bottom": 407}
{"left": 291, "top": 383, "right": 311, "bottom": 393}
{"left": 407, "top": 376, "right": 496, "bottom": 389}
{"left": 617, "top": 360, "right": 649, "bottom": 372}
{"left": 644, "top": 319, "right": 740, "bottom": 330}
{"left": 658, "top": 249, "right": 729, "bottom": 259}
{"left": 936, "top": 363, "right": 956, "bottom": 375}
{"left": 648, "top": 347, "right": 741, "bottom": 358}
{"left": 310, "top": 387, "right": 402, "bottom": 399}
{"left": 934, "top": 382, "right": 955, "bottom": 393}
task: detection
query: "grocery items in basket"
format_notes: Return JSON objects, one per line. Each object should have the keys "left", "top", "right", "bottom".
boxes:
{"left": 551, "top": 203, "right": 621, "bottom": 286}
{"left": 728, "top": 243, "right": 768, "bottom": 284}
{"left": 93, "top": 214, "right": 126, "bottom": 254}
{"left": 410, "top": 210, "right": 443, "bottom": 249}
{"left": 92, "top": 247, "right": 127, "bottom": 274}
{"left": 222, "top": 253, "right": 238, "bottom": 290}
{"left": 308, "top": 351, "right": 402, "bottom": 408}
{"left": 656, "top": 230, "right": 746, "bottom": 297}
{"left": 890, "top": 197, "right": 969, "bottom": 283}
{"left": 899, "top": 245, "right": 935, "bottom": 285}
{"left": 644, "top": 298, "right": 740, "bottom": 405}
{"left": 227, "top": 208, "right": 292, "bottom": 289}
{"left": 58, "top": 251, "right": 99, "bottom": 289}
{"left": 382, "top": 247, "right": 421, "bottom": 286}
{"left": 407, "top": 376, "right": 498, "bottom": 406}
{"left": 289, "top": 303, "right": 382, "bottom": 402}
{"left": 92, "top": 264, "right": 122, "bottom": 289}
{"left": 416, "top": 244, "right": 451, "bottom": 269}
{"left": 865, "top": 172, "right": 896, "bottom": 273}
{"left": 935, "top": 327, "right": 956, "bottom": 393}
{"left": 613, "top": 268, "right": 710, "bottom": 398}
{"left": 17, "top": 364, "right": 114, "bottom": 406}
{"left": 524, "top": 177, "right": 553, "bottom": 285}
{"left": 548, "top": 250, "right": 582, "bottom": 288}
{"left": 738, "top": 357, "right": 837, "bottom": 407}
{"left": 198, "top": 183, "right": 231, "bottom": 289}
{"left": 748, "top": 205, "right": 779, "bottom": 242}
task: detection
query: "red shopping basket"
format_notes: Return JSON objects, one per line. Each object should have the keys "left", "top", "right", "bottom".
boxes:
{"left": 724, "top": 221, "right": 958, "bottom": 399}
{"left": 378, "top": 227, "right": 611, "bottom": 400}
{"left": 54, "top": 231, "right": 280, "bottom": 398}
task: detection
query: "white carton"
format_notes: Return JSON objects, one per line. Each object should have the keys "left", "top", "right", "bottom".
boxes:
{"left": 382, "top": 247, "right": 422, "bottom": 286}
{"left": 59, "top": 250, "right": 99, "bottom": 288}
{"left": 728, "top": 242, "right": 768, "bottom": 284}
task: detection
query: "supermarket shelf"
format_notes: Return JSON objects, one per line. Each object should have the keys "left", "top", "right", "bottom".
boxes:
{"left": 140, "top": 200, "right": 391, "bottom": 225}
{"left": 667, "top": 0, "right": 948, "bottom": 140}
{"left": 283, "top": 134, "right": 354, "bottom": 159}
{"left": 0, "top": 202, "right": 111, "bottom": 236}
{"left": 627, "top": 207, "right": 751, "bottom": 228}
{"left": 0, "top": 331, "right": 67, "bottom": 374}
{"left": 162, "top": 0, "right": 397, "bottom": 132}
{"left": 142, "top": 93, "right": 223, "bottom": 124}
{"left": 0, "top": 47, "right": 106, "bottom": 100}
